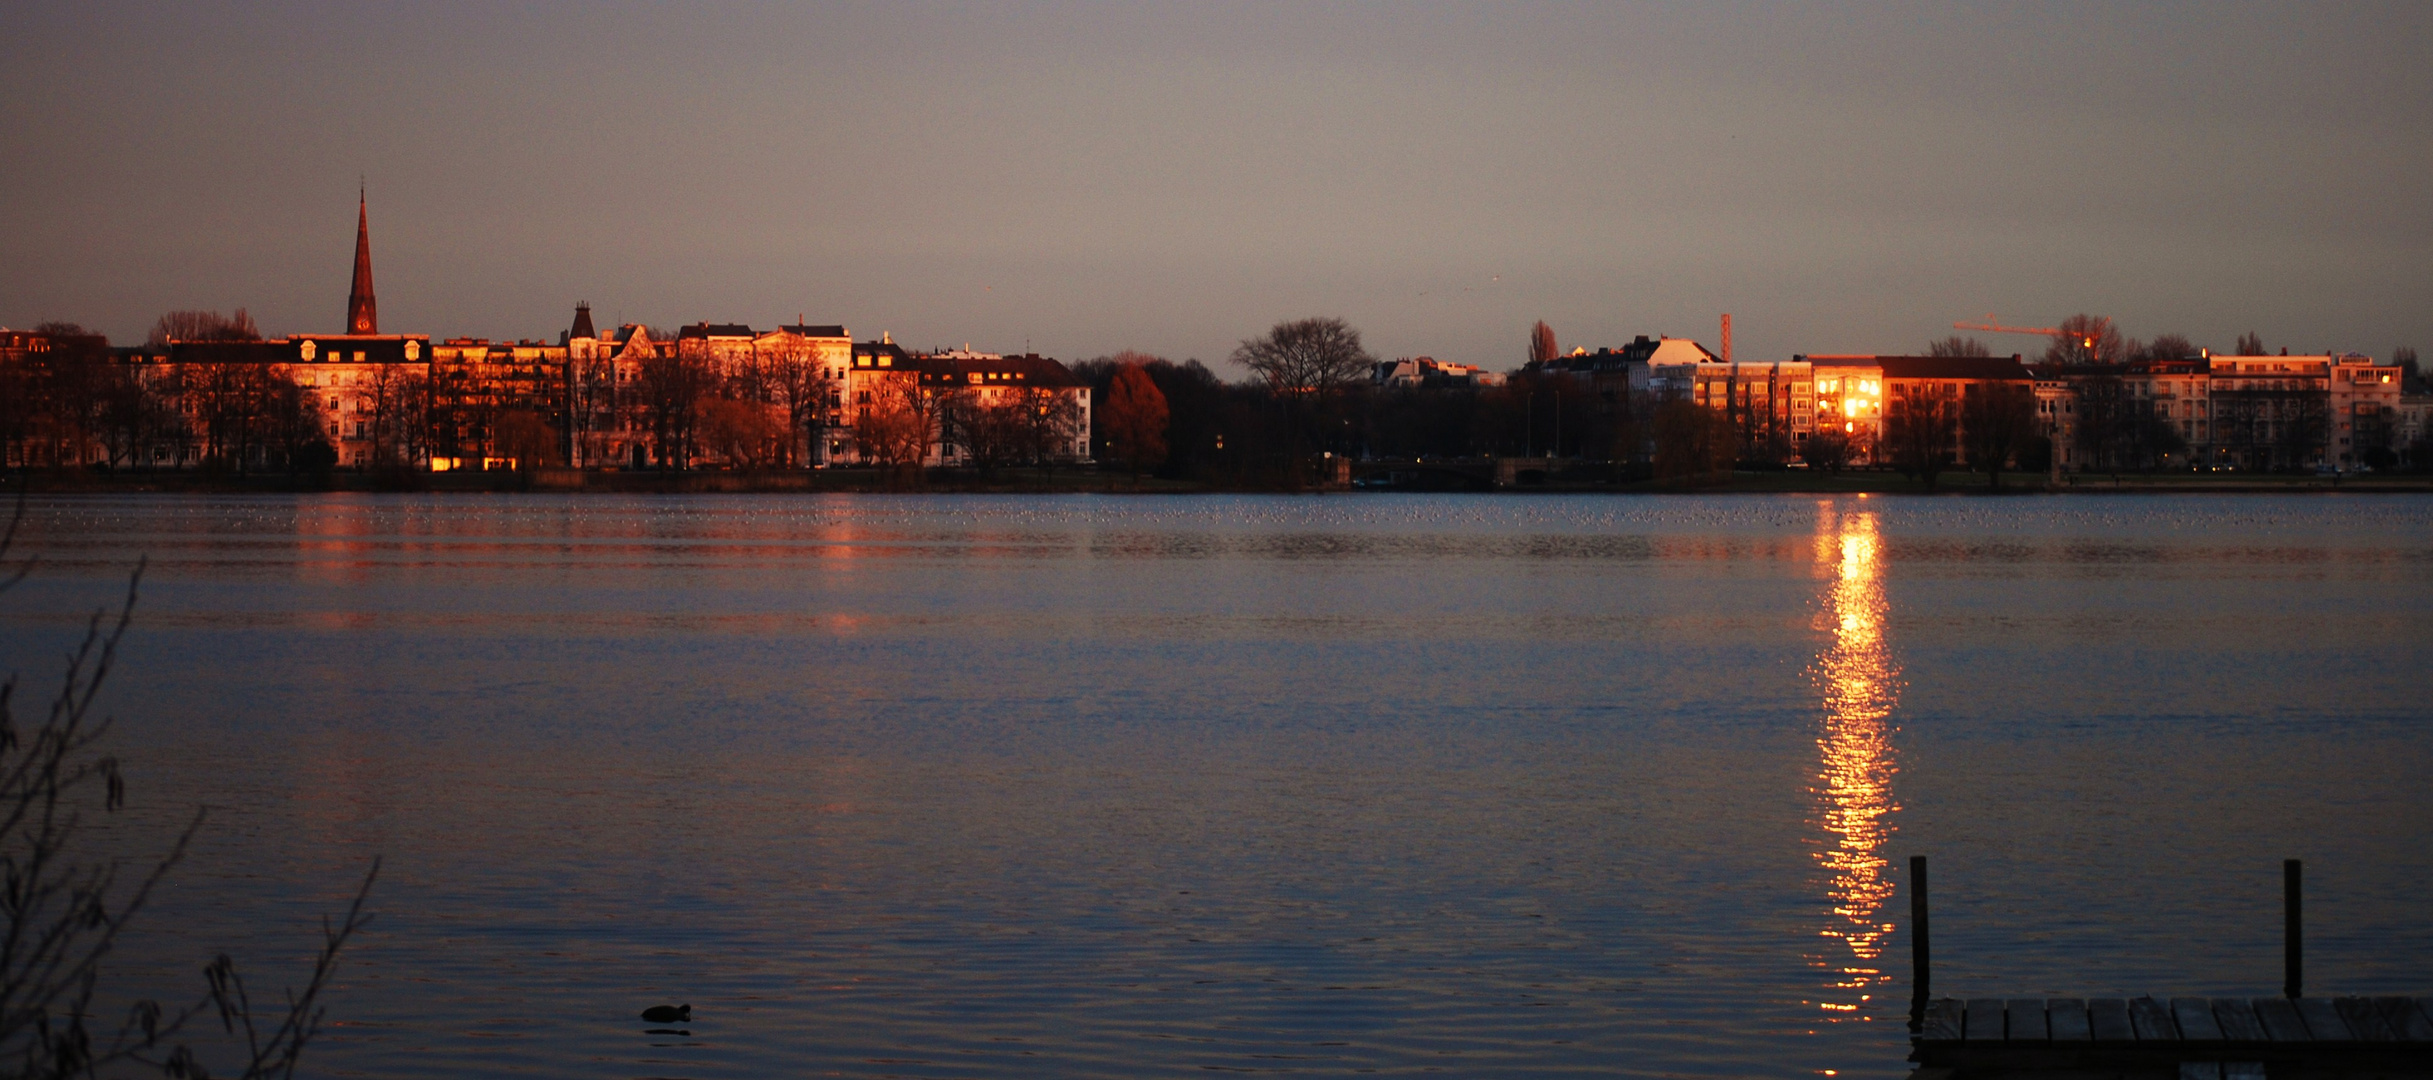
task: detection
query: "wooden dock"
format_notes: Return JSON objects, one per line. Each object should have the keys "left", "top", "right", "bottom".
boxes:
{"left": 1912, "top": 996, "right": 2433, "bottom": 1078}
{"left": 1904, "top": 859, "right": 2432, "bottom": 1078}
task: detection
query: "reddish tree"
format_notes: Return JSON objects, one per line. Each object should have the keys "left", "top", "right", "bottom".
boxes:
{"left": 1104, "top": 362, "right": 1169, "bottom": 477}
{"left": 1529, "top": 321, "right": 1558, "bottom": 365}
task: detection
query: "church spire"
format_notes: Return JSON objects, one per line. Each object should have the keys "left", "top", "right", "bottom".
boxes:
{"left": 346, "top": 186, "right": 378, "bottom": 334}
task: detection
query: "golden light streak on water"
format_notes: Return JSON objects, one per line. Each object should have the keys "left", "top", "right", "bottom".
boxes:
{"left": 1807, "top": 502, "right": 1902, "bottom": 1022}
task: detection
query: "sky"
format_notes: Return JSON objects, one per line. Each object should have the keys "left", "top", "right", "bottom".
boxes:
{"left": 4, "top": 2, "right": 2428, "bottom": 371}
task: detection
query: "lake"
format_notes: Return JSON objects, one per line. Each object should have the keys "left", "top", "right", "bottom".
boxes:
{"left": 3, "top": 492, "right": 2428, "bottom": 1078}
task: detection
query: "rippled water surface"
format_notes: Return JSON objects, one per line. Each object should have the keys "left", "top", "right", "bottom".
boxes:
{"left": 3, "top": 493, "right": 2429, "bottom": 1078}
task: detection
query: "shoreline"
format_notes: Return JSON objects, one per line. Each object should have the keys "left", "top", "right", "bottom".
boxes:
{"left": 6, "top": 468, "right": 2431, "bottom": 496}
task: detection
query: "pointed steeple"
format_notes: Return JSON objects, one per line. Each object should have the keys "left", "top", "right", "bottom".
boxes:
{"left": 569, "top": 301, "right": 596, "bottom": 341}
{"left": 346, "top": 187, "right": 378, "bottom": 334}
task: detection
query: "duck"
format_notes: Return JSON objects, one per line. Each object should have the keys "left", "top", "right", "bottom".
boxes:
{"left": 640, "top": 1004, "right": 691, "bottom": 1024}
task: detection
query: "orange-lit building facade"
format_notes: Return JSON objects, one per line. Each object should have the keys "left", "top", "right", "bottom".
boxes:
{"left": 833, "top": 340, "right": 1092, "bottom": 468}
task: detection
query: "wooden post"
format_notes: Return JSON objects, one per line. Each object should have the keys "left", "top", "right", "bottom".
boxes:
{"left": 1910, "top": 855, "right": 1931, "bottom": 1031}
{"left": 2284, "top": 859, "right": 2302, "bottom": 999}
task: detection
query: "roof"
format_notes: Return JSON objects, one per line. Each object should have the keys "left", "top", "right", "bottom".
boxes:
{"left": 568, "top": 303, "right": 596, "bottom": 340}
{"left": 167, "top": 335, "right": 428, "bottom": 365}
{"left": 894, "top": 351, "right": 1083, "bottom": 388}
{"left": 678, "top": 322, "right": 756, "bottom": 339}
{"left": 855, "top": 339, "right": 913, "bottom": 364}
{"left": 1813, "top": 355, "right": 2032, "bottom": 380}
{"left": 778, "top": 324, "right": 848, "bottom": 338}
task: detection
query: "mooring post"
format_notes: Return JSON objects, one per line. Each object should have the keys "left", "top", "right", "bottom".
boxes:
{"left": 2284, "top": 858, "right": 2302, "bottom": 999}
{"left": 1910, "top": 854, "right": 1930, "bottom": 1030}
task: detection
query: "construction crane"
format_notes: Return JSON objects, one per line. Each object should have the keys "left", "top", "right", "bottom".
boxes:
{"left": 1952, "top": 315, "right": 2059, "bottom": 337}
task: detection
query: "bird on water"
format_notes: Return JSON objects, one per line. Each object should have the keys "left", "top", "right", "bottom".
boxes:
{"left": 641, "top": 1005, "right": 691, "bottom": 1023}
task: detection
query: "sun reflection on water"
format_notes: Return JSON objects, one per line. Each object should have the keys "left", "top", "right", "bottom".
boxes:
{"left": 1807, "top": 502, "right": 1901, "bottom": 1022}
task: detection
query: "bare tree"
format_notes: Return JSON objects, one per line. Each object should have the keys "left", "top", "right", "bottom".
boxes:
{"left": 1528, "top": 321, "right": 1558, "bottom": 366}
{"left": 1233, "top": 317, "right": 1373, "bottom": 481}
{"left": 493, "top": 409, "right": 563, "bottom": 473}
{"left": 1887, "top": 383, "right": 1958, "bottom": 488}
{"left": 265, "top": 376, "right": 330, "bottom": 474}
{"left": 1651, "top": 400, "right": 1732, "bottom": 484}
{"left": 1800, "top": 429, "right": 1853, "bottom": 474}
{"left": 2137, "top": 333, "right": 2200, "bottom": 361}
{"left": 146, "top": 310, "right": 259, "bottom": 347}
{"left": 762, "top": 338, "right": 825, "bottom": 468}
{"left": 99, "top": 363, "right": 183, "bottom": 469}
{"left": 1927, "top": 336, "right": 1991, "bottom": 358}
{"left": 1961, "top": 381, "right": 2036, "bottom": 489}
{"left": 185, "top": 362, "right": 286, "bottom": 471}
{"left": 359, "top": 363, "right": 427, "bottom": 468}
{"left": 853, "top": 375, "right": 933, "bottom": 475}
{"left": 632, "top": 349, "right": 712, "bottom": 468}
{"left": 2234, "top": 331, "right": 2267, "bottom": 356}
{"left": 2273, "top": 394, "right": 2328, "bottom": 469}
{"left": 2071, "top": 375, "right": 2133, "bottom": 470}
{"left": 697, "top": 399, "right": 782, "bottom": 470}
{"left": 938, "top": 389, "right": 1028, "bottom": 478}
{"left": 1232, "top": 317, "right": 1375, "bottom": 398}
{"left": 2041, "top": 314, "right": 2126, "bottom": 366}
{"left": 1014, "top": 385, "right": 1084, "bottom": 466}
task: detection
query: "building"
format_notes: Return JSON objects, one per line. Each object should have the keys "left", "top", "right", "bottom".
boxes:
{"left": 426, "top": 337, "right": 568, "bottom": 470}
{"left": 1803, "top": 358, "right": 1887, "bottom": 460}
{"left": 1524, "top": 336, "right": 1722, "bottom": 457}
{"left": 2330, "top": 355, "right": 2402, "bottom": 468}
{"left": 2034, "top": 375, "right": 2079, "bottom": 471}
{"left": 2204, "top": 354, "right": 2333, "bottom": 471}
{"left": 832, "top": 338, "right": 1091, "bottom": 468}
{"left": 1666, "top": 359, "right": 1818, "bottom": 458}
{"left": 1373, "top": 356, "right": 1502, "bottom": 389}
{"left": 132, "top": 333, "right": 432, "bottom": 470}
{"left": 2397, "top": 394, "right": 2433, "bottom": 466}
{"left": 1, "top": 327, "right": 115, "bottom": 468}
{"left": 563, "top": 312, "right": 851, "bottom": 470}
{"left": 2020, "top": 352, "right": 2405, "bottom": 473}
{"left": 1799, "top": 355, "right": 2033, "bottom": 469}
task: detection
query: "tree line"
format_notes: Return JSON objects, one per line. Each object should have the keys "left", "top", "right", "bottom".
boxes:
{"left": 10, "top": 309, "right": 2424, "bottom": 481}
{"left": 1066, "top": 315, "right": 2428, "bottom": 487}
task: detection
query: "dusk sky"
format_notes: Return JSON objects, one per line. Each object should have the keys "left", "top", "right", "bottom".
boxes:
{"left": 6, "top": 2, "right": 2428, "bottom": 369}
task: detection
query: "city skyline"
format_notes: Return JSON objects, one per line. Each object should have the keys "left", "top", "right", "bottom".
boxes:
{"left": 5, "top": 3, "right": 2429, "bottom": 368}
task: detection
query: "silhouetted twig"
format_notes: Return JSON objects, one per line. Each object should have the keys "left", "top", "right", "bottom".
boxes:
{"left": 0, "top": 491, "right": 378, "bottom": 1079}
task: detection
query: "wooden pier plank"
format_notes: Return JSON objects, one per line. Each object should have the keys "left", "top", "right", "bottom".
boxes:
{"left": 1921, "top": 998, "right": 1964, "bottom": 1042}
{"left": 2251, "top": 997, "right": 2310, "bottom": 1042}
{"left": 2336, "top": 997, "right": 2395, "bottom": 1041}
{"left": 1965, "top": 997, "right": 2007, "bottom": 1041}
{"left": 2006, "top": 998, "right": 2048, "bottom": 1041}
{"left": 2088, "top": 998, "right": 2135, "bottom": 1041}
{"left": 2212, "top": 998, "right": 2266, "bottom": 1042}
{"left": 2047, "top": 997, "right": 2090, "bottom": 1041}
{"left": 2173, "top": 997, "right": 2226, "bottom": 1041}
{"left": 2374, "top": 996, "right": 2433, "bottom": 1041}
{"left": 2295, "top": 997, "right": 2353, "bottom": 1040}
{"left": 2130, "top": 996, "right": 2179, "bottom": 1041}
